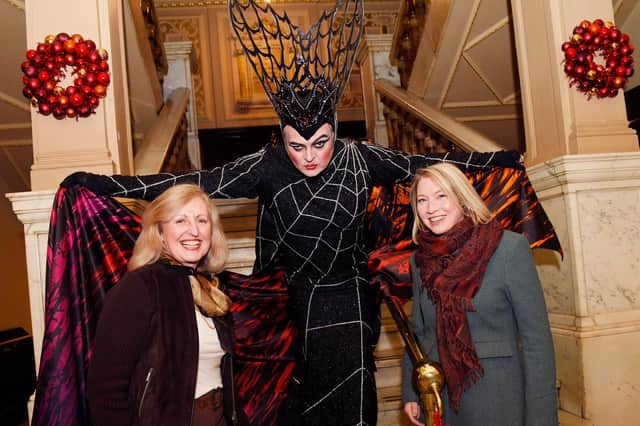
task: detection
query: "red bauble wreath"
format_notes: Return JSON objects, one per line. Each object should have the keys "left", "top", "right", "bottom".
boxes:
{"left": 561, "top": 19, "right": 634, "bottom": 99}
{"left": 21, "top": 33, "right": 111, "bottom": 119}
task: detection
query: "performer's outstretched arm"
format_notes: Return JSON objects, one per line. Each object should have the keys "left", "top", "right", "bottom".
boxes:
{"left": 355, "top": 142, "right": 522, "bottom": 185}
{"left": 61, "top": 146, "right": 269, "bottom": 200}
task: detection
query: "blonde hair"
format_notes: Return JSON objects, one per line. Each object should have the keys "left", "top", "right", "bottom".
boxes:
{"left": 410, "top": 163, "right": 493, "bottom": 243}
{"left": 128, "top": 184, "right": 228, "bottom": 273}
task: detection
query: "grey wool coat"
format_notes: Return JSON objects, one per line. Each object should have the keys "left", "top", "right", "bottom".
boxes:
{"left": 402, "top": 230, "right": 558, "bottom": 426}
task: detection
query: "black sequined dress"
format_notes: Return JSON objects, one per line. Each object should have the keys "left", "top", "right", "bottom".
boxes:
{"left": 97, "top": 139, "right": 512, "bottom": 425}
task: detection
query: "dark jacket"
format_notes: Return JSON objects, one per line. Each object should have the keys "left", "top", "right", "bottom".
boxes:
{"left": 88, "top": 261, "right": 240, "bottom": 426}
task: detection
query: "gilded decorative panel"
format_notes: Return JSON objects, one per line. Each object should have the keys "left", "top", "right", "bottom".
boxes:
{"left": 362, "top": 1, "right": 400, "bottom": 35}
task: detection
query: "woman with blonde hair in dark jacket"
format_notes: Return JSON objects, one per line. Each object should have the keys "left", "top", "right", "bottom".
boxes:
{"left": 88, "top": 184, "right": 242, "bottom": 425}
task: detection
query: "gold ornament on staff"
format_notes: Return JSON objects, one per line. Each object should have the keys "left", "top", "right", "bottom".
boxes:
{"left": 383, "top": 295, "right": 445, "bottom": 426}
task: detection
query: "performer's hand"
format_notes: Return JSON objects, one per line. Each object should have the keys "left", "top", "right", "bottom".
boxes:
{"left": 490, "top": 150, "right": 523, "bottom": 169}
{"left": 60, "top": 171, "right": 91, "bottom": 188}
{"left": 404, "top": 402, "right": 425, "bottom": 426}
{"left": 60, "top": 171, "right": 119, "bottom": 195}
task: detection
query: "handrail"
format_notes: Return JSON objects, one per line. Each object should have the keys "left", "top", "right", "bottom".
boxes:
{"left": 375, "top": 80, "right": 502, "bottom": 153}
{"left": 125, "top": 0, "right": 167, "bottom": 116}
{"left": 134, "top": 88, "right": 191, "bottom": 174}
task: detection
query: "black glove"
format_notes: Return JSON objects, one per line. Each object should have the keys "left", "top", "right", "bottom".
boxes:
{"left": 491, "top": 150, "right": 524, "bottom": 169}
{"left": 60, "top": 171, "right": 120, "bottom": 195}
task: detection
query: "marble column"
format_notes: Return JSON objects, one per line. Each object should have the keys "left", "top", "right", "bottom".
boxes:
{"left": 511, "top": 1, "right": 640, "bottom": 424}
{"left": 163, "top": 41, "right": 202, "bottom": 169}
{"left": 356, "top": 34, "right": 400, "bottom": 147}
{"left": 6, "top": 190, "right": 55, "bottom": 417}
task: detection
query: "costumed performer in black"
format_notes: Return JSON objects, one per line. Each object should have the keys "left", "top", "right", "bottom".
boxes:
{"left": 60, "top": 0, "right": 538, "bottom": 425}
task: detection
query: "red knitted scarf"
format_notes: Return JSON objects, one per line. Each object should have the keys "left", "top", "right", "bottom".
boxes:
{"left": 415, "top": 217, "right": 503, "bottom": 411}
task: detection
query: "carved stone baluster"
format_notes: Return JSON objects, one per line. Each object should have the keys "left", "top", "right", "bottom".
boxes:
{"left": 414, "top": 123, "right": 427, "bottom": 154}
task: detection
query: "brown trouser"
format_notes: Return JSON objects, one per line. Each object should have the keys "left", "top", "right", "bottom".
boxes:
{"left": 192, "top": 388, "right": 227, "bottom": 426}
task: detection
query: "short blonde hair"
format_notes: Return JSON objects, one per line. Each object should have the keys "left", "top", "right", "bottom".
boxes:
{"left": 410, "top": 163, "right": 493, "bottom": 243}
{"left": 128, "top": 184, "right": 228, "bottom": 273}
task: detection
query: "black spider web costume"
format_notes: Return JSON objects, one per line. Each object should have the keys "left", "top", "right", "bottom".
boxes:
{"left": 67, "top": 1, "right": 519, "bottom": 424}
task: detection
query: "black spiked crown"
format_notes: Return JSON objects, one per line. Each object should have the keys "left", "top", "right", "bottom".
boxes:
{"left": 228, "top": 0, "right": 364, "bottom": 138}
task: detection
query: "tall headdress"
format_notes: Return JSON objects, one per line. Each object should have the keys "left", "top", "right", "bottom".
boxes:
{"left": 229, "top": 0, "right": 364, "bottom": 138}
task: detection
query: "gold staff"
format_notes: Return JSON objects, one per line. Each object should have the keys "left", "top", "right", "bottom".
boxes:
{"left": 383, "top": 294, "right": 445, "bottom": 426}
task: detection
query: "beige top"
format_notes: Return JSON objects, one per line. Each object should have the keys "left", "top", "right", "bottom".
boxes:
{"left": 194, "top": 307, "right": 224, "bottom": 398}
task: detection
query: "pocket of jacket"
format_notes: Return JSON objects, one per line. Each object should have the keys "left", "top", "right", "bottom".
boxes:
{"left": 138, "top": 367, "right": 154, "bottom": 418}
{"left": 474, "top": 340, "right": 513, "bottom": 358}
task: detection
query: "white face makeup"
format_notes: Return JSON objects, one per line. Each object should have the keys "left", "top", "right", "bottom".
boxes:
{"left": 282, "top": 123, "right": 335, "bottom": 177}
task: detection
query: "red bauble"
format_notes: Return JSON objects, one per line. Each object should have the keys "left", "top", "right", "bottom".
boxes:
{"left": 58, "top": 95, "right": 69, "bottom": 107}
{"left": 28, "top": 78, "right": 41, "bottom": 90}
{"left": 75, "top": 43, "right": 89, "bottom": 58}
{"left": 37, "top": 70, "right": 50, "bottom": 81}
{"left": 56, "top": 33, "right": 70, "bottom": 42}
{"left": 52, "top": 41, "right": 64, "bottom": 55}
{"left": 96, "top": 72, "right": 110, "bottom": 86}
{"left": 94, "top": 84, "right": 107, "bottom": 98}
{"left": 85, "top": 73, "right": 96, "bottom": 86}
{"left": 69, "top": 92, "right": 84, "bottom": 107}
{"left": 63, "top": 39, "right": 76, "bottom": 53}
{"left": 78, "top": 106, "right": 91, "bottom": 117}
{"left": 38, "top": 103, "right": 52, "bottom": 116}
{"left": 561, "top": 19, "right": 635, "bottom": 99}
{"left": 24, "top": 66, "right": 37, "bottom": 78}
{"left": 53, "top": 108, "right": 66, "bottom": 120}
{"left": 565, "top": 47, "right": 578, "bottom": 59}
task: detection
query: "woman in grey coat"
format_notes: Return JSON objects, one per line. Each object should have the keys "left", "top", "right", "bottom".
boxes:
{"left": 402, "top": 163, "right": 558, "bottom": 426}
